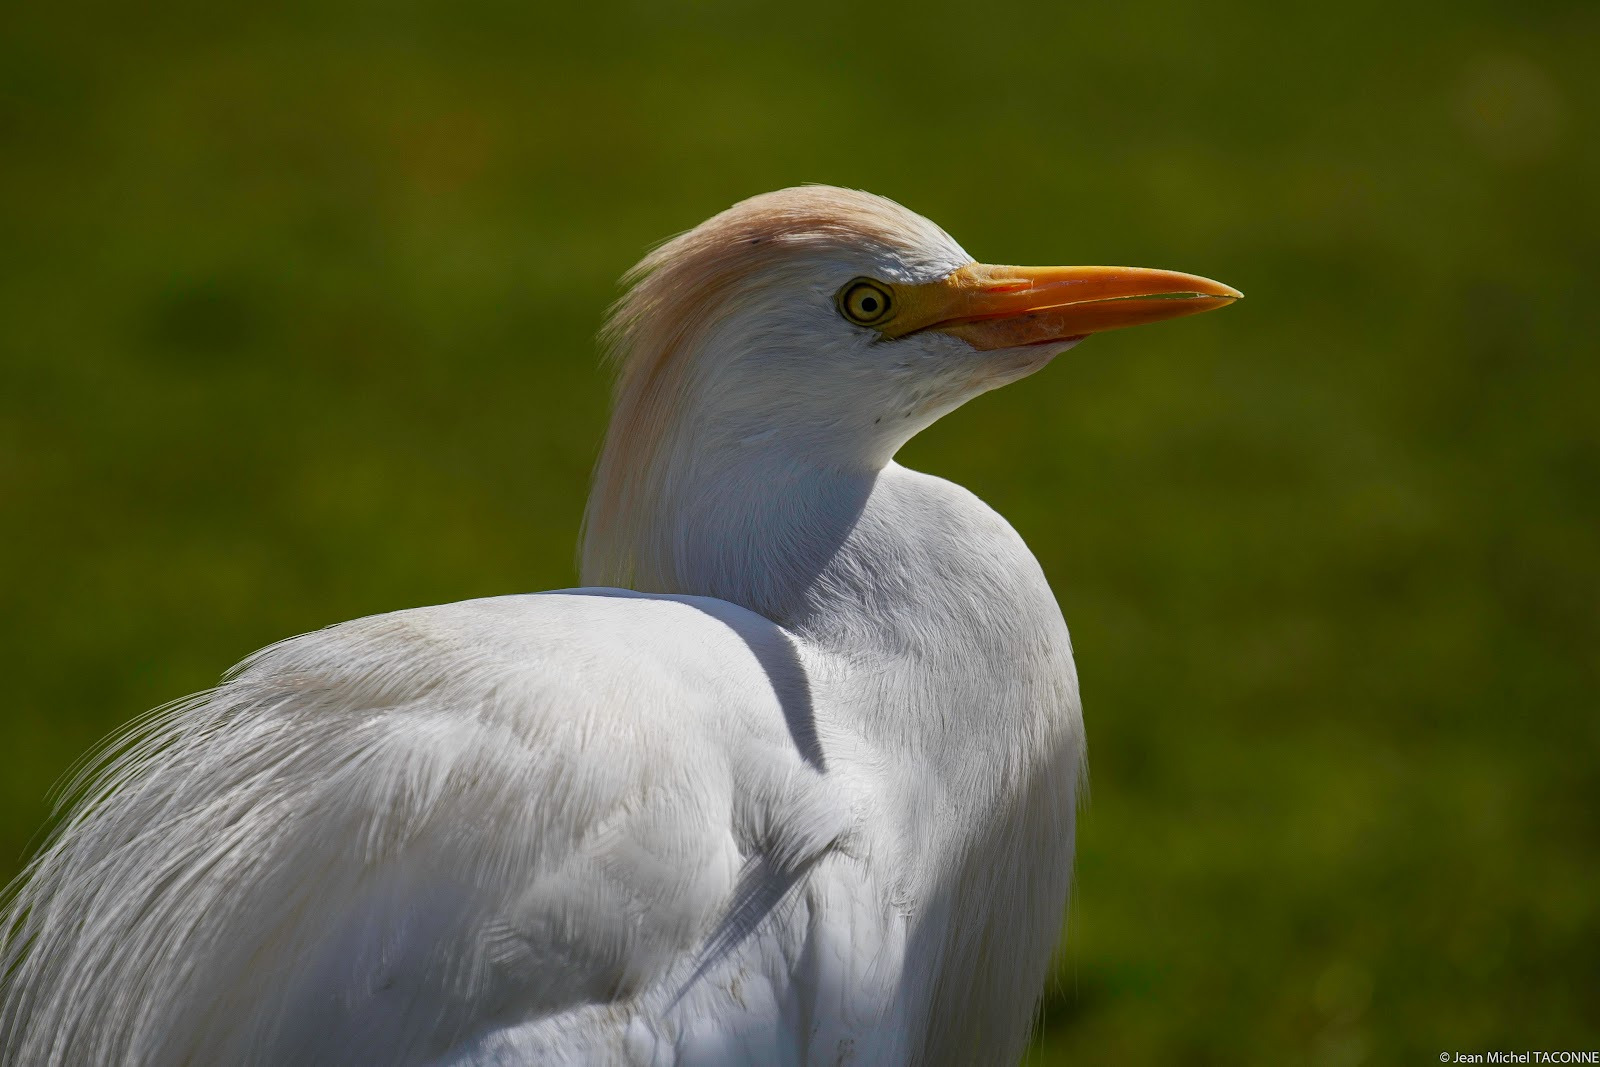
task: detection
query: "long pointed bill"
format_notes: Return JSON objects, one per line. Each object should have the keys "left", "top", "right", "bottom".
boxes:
{"left": 884, "top": 263, "right": 1242, "bottom": 350}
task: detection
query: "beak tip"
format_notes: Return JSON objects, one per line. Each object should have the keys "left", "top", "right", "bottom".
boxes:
{"left": 1202, "top": 279, "right": 1243, "bottom": 302}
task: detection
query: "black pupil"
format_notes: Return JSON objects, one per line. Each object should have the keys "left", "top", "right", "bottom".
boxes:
{"left": 860, "top": 295, "right": 878, "bottom": 313}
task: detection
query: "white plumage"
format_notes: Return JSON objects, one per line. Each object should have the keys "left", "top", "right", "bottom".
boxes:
{"left": 0, "top": 187, "right": 1237, "bottom": 1065}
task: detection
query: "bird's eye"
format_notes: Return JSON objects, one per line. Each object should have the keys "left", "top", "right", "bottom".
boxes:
{"left": 837, "top": 279, "right": 895, "bottom": 327}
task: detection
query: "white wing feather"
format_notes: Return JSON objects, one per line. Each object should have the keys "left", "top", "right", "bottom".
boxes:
{"left": 0, "top": 591, "right": 895, "bottom": 1065}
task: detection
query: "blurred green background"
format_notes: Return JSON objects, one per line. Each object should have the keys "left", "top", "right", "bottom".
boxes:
{"left": 2, "top": 0, "right": 1596, "bottom": 1061}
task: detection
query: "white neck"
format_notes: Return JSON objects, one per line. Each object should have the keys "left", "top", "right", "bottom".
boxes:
{"left": 583, "top": 437, "right": 1084, "bottom": 1062}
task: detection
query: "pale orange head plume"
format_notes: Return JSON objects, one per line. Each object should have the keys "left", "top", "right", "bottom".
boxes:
{"left": 581, "top": 187, "right": 965, "bottom": 589}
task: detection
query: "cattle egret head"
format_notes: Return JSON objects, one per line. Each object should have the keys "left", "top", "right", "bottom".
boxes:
{"left": 586, "top": 185, "right": 1240, "bottom": 589}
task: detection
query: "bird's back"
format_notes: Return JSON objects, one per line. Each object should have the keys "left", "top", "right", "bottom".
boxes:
{"left": 0, "top": 591, "right": 896, "bottom": 1065}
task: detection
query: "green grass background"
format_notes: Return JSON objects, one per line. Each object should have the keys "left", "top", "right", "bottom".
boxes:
{"left": 2, "top": 0, "right": 1596, "bottom": 1061}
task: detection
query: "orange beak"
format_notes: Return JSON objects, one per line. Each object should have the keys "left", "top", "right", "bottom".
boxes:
{"left": 883, "top": 263, "right": 1242, "bottom": 350}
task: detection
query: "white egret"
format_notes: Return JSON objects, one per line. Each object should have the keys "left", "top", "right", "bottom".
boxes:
{"left": 0, "top": 186, "right": 1239, "bottom": 1065}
